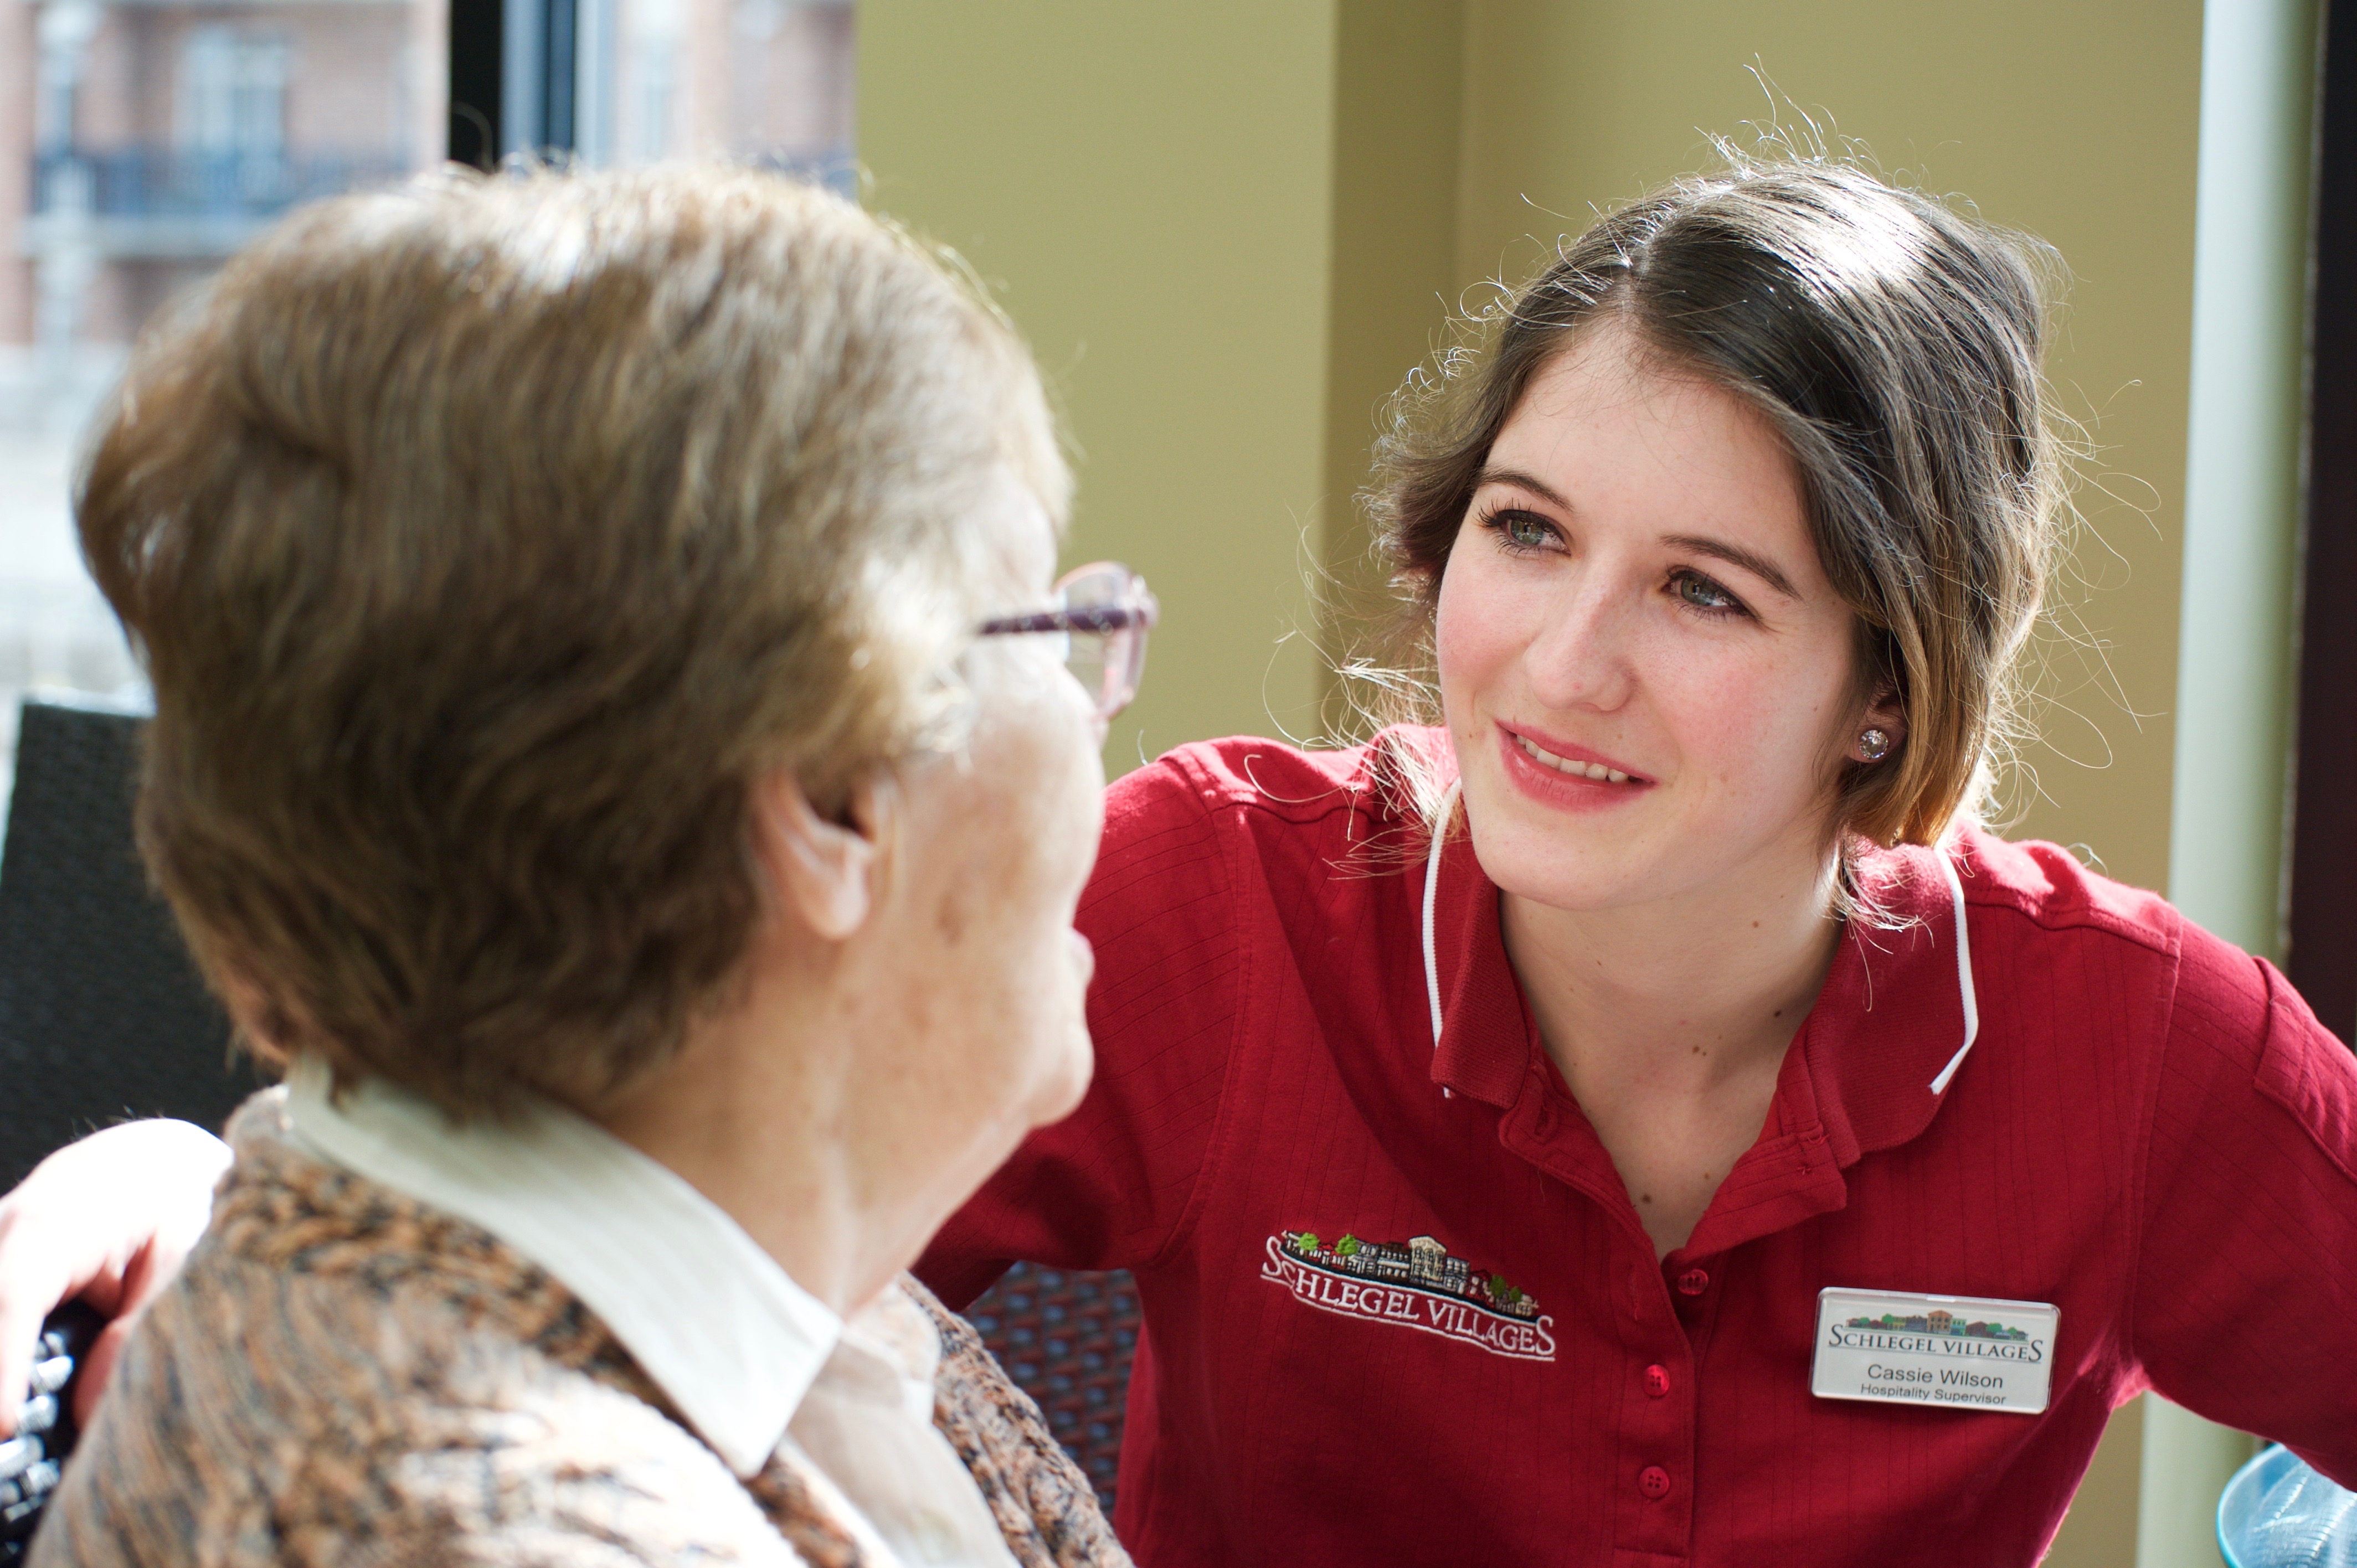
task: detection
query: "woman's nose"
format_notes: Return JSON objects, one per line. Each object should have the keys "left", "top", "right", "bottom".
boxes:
{"left": 1521, "top": 576, "right": 1637, "bottom": 712}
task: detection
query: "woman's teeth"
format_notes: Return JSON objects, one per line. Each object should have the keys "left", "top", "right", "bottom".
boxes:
{"left": 1516, "top": 734, "right": 1632, "bottom": 783}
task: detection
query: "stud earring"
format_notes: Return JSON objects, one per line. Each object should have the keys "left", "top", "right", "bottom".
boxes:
{"left": 1858, "top": 728, "right": 1892, "bottom": 762}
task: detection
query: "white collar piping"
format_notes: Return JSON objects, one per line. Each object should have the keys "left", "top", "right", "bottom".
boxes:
{"left": 1414, "top": 809, "right": 1982, "bottom": 1099}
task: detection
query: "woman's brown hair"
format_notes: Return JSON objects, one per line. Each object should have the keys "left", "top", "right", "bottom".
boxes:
{"left": 1363, "top": 159, "right": 2067, "bottom": 854}
{"left": 76, "top": 165, "right": 1066, "bottom": 1120}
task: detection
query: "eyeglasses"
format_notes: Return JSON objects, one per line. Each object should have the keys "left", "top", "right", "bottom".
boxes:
{"left": 978, "top": 561, "right": 1159, "bottom": 720}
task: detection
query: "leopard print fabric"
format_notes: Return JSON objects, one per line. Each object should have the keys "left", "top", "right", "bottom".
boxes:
{"left": 910, "top": 1280, "right": 1128, "bottom": 1568}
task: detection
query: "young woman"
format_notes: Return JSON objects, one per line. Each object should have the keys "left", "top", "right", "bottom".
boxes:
{"left": 4, "top": 160, "right": 2352, "bottom": 1567}
{"left": 913, "top": 161, "right": 2357, "bottom": 1565}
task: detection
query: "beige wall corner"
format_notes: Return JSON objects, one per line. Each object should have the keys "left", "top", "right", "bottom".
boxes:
{"left": 2139, "top": 1399, "right": 2255, "bottom": 1568}
{"left": 1316, "top": 0, "right": 1465, "bottom": 731}
{"left": 857, "top": 2, "right": 1342, "bottom": 768}
{"left": 2047, "top": 1397, "right": 2147, "bottom": 1568}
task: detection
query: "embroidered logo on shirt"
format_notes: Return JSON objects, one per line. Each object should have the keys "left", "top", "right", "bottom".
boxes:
{"left": 1260, "top": 1229, "right": 1556, "bottom": 1361}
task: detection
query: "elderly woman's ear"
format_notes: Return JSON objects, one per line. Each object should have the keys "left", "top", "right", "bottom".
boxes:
{"left": 750, "top": 767, "right": 898, "bottom": 941}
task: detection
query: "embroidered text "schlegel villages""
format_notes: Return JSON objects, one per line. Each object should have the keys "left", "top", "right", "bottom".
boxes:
{"left": 1260, "top": 1230, "right": 1557, "bottom": 1362}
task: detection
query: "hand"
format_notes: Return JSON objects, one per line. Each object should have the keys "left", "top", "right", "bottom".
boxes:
{"left": 0, "top": 1120, "right": 231, "bottom": 1433}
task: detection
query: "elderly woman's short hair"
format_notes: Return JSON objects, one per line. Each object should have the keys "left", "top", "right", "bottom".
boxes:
{"left": 77, "top": 166, "right": 1068, "bottom": 1120}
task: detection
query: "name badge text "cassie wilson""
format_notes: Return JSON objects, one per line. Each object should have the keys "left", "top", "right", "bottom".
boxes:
{"left": 1811, "top": 1288, "right": 2058, "bottom": 1414}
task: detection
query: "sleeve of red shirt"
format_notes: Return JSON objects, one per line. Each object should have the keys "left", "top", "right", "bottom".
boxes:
{"left": 916, "top": 752, "right": 1244, "bottom": 1311}
{"left": 2132, "top": 920, "right": 2357, "bottom": 1483}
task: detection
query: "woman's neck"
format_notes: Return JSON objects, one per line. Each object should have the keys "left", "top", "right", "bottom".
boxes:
{"left": 1503, "top": 858, "right": 1843, "bottom": 1080}
{"left": 585, "top": 974, "right": 961, "bottom": 1322}
{"left": 1500, "top": 848, "right": 1845, "bottom": 1257}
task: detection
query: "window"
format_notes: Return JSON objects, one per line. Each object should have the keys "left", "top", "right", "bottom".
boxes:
{"left": 2288, "top": 0, "right": 2357, "bottom": 1046}
{"left": 0, "top": 0, "right": 852, "bottom": 817}
{"left": 0, "top": 0, "right": 446, "bottom": 806}
{"left": 181, "top": 28, "right": 288, "bottom": 156}
{"left": 573, "top": 0, "right": 852, "bottom": 177}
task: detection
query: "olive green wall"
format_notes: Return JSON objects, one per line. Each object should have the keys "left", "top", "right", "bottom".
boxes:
{"left": 858, "top": 4, "right": 1342, "bottom": 768}
{"left": 859, "top": 5, "right": 2214, "bottom": 1563}
{"left": 1319, "top": 3, "right": 1465, "bottom": 685}
{"left": 860, "top": 2, "right": 1482, "bottom": 765}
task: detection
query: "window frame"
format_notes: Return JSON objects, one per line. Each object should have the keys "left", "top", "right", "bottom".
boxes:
{"left": 449, "top": 0, "right": 588, "bottom": 166}
{"left": 2287, "top": 0, "right": 2357, "bottom": 1045}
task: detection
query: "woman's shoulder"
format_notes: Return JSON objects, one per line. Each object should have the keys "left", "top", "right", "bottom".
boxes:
{"left": 1947, "top": 826, "right": 2292, "bottom": 1044}
{"left": 1947, "top": 826, "right": 2179, "bottom": 947}
{"left": 1103, "top": 728, "right": 1437, "bottom": 842}
{"left": 37, "top": 1098, "right": 807, "bottom": 1568}
{"left": 1085, "top": 730, "right": 1437, "bottom": 933}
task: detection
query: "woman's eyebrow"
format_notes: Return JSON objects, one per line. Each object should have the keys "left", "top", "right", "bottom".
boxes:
{"left": 1660, "top": 534, "right": 1800, "bottom": 600}
{"left": 1473, "top": 467, "right": 1573, "bottom": 511}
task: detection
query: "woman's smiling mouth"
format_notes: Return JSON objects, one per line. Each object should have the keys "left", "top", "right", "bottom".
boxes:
{"left": 1495, "top": 724, "right": 1654, "bottom": 811}
{"left": 1516, "top": 733, "right": 1632, "bottom": 782}
{"left": 1505, "top": 725, "right": 1646, "bottom": 783}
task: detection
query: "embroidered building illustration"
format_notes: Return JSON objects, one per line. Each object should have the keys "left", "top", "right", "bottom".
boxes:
{"left": 1278, "top": 1230, "right": 1539, "bottom": 1321}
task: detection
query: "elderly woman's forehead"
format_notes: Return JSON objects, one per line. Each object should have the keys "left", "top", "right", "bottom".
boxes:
{"left": 972, "top": 471, "right": 1060, "bottom": 589}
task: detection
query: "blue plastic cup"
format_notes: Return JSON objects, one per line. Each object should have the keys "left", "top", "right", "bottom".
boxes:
{"left": 2219, "top": 1446, "right": 2357, "bottom": 1567}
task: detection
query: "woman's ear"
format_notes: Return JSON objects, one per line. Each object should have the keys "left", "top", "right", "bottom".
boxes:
{"left": 748, "top": 768, "right": 896, "bottom": 941}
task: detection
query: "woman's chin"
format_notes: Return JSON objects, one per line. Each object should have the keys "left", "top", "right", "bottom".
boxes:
{"left": 1465, "top": 797, "right": 1657, "bottom": 905}
{"left": 1027, "top": 1027, "right": 1095, "bottom": 1129}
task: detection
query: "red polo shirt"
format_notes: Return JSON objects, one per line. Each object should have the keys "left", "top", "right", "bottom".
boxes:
{"left": 918, "top": 735, "right": 2357, "bottom": 1567}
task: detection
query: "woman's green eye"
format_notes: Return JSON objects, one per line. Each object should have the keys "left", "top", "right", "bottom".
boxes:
{"left": 1506, "top": 513, "right": 1550, "bottom": 548}
{"left": 1677, "top": 572, "right": 1739, "bottom": 611}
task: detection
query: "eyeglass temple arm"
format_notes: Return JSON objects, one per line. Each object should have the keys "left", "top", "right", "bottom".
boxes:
{"left": 977, "top": 605, "right": 1153, "bottom": 637}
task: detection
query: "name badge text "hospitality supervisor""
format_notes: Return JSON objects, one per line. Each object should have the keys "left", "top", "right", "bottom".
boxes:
{"left": 1811, "top": 1288, "right": 2058, "bottom": 1414}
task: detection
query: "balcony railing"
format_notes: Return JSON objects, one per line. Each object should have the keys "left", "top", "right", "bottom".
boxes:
{"left": 27, "top": 148, "right": 411, "bottom": 254}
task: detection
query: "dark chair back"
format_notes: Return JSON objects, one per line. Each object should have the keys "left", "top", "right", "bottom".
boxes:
{"left": 964, "top": 1262, "right": 1141, "bottom": 1517}
{"left": 0, "top": 697, "right": 256, "bottom": 1188}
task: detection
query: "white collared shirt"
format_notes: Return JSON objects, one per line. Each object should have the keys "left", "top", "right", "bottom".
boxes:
{"left": 283, "top": 1061, "right": 1020, "bottom": 1568}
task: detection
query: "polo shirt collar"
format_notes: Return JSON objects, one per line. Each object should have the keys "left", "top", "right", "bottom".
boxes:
{"left": 1420, "top": 812, "right": 1984, "bottom": 1167}
{"left": 284, "top": 1059, "right": 841, "bottom": 1478}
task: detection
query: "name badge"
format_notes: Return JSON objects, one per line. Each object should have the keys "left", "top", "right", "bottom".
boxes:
{"left": 1812, "top": 1288, "right": 2057, "bottom": 1414}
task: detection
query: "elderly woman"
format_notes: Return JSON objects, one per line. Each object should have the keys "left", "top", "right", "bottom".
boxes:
{"left": 27, "top": 166, "right": 1144, "bottom": 1567}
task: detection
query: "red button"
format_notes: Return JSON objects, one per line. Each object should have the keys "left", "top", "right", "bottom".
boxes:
{"left": 1639, "top": 1464, "right": 1673, "bottom": 1499}
{"left": 1644, "top": 1364, "right": 1671, "bottom": 1397}
{"left": 1675, "top": 1267, "right": 1710, "bottom": 1296}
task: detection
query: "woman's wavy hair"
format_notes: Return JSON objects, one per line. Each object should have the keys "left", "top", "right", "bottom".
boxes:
{"left": 77, "top": 165, "right": 1066, "bottom": 1119}
{"left": 1357, "top": 159, "right": 2069, "bottom": 865}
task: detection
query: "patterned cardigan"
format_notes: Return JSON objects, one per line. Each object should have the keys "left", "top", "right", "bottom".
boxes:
{"left": 32, "top": 1094, "right": 1129, "bottom": 1568}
